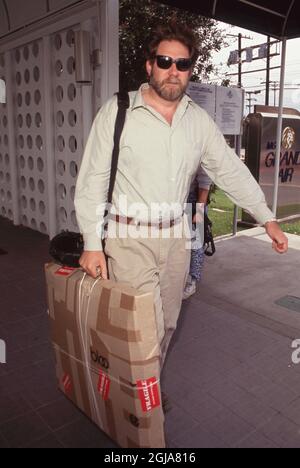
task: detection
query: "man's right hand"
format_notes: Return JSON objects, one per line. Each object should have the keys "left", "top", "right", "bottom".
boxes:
{"left": 79, "top": 251, "right": 108, "bottom": 279}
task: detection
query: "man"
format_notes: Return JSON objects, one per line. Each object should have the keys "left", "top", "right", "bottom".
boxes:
{"left": 75, "top": 20, "right": 288, "bottom": 369}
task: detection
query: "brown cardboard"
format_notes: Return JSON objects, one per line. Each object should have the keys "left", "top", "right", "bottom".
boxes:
{"left": 45, "top": 263, "right": 165, "bottom": 448}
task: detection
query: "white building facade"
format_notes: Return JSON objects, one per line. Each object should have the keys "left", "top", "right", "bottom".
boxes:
{"left": 0, "top": 0, "right": 119, "bottom": 238}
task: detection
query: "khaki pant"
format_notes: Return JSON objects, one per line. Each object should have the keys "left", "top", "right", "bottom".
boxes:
{"left": 105, "top": 224, "right": 191, "bottom": 368}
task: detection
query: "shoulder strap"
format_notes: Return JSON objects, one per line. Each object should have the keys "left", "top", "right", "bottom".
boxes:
{"left": 107, "top": 91, "right": 130, "bottom": 204}
{"left": 203, "top": 212, "right": 216, "bottom": 257}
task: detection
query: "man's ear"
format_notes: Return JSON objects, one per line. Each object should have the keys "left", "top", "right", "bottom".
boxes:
{"left": 146, "top": 60, "right": 153, "bottom": 78}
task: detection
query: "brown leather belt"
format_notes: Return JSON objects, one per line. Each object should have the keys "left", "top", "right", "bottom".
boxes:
{"left": 112, "top": 214, "right": 183, "bottom": 230}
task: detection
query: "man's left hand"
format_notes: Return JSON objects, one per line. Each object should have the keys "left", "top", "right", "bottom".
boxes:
{"left": 265, "top": 221, "right": 288, "bottom": 254}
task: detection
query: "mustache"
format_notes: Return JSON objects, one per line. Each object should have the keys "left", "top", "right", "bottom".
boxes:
{"left": 163, "top": 79, "right": 181, "bottom": 85}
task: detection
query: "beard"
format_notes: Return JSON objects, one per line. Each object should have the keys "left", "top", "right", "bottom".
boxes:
{"left": 149, "top": 73, "right": 188, "bottom": 102}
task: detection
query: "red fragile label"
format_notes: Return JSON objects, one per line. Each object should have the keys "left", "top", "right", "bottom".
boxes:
{"left": 62, "top": 373, "right": 72, "bottom": 393}
{"left": 137, "top": 377, "right": 161, "bottom": 413}
{"left": 55, "top": 266, "right": 76, "bottom": 276}
{"left": 97, "top": 370, "right": 110, "bottom": 401}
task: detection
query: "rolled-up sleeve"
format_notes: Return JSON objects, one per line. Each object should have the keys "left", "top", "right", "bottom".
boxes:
{"left": 200, "top": 114, "right": 274, "bottom": 225}
{"left": 196, "top": 166, "right": 212, "bottom": 191}
{"left": 74, "top": 97, "right": 117, "bottom": 251}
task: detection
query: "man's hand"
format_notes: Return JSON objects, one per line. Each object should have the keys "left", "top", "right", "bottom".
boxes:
{"left": 265, "top": 221, "right": 288, "bottom": 254}
{"left": 192, "top": 212, "right": 204, "bottom": 225}
{"left": 79, "top": 251, "right": 108, "bottom": 279}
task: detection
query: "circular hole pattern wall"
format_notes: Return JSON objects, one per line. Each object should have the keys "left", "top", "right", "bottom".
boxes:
{"left": 52, "top": 27, "right": 82, "bottom": 232}
{"left": 0, "top": 53, "right": 13, "bottom": 221}
{"left": 14, "top": 40, "right": 48, "bottom": 234}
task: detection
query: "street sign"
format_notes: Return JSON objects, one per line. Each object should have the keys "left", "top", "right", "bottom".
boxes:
{"left": 245, "top": 47, "right": 253, "bottom": 63}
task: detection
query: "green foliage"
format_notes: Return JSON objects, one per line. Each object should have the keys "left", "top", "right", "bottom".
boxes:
{"left": 280, "top": 221, "right": 300, "bottom": 236}
{"left": 209, "top": 189, "right": 300, "bottom": 237}
{"left": 208, "top": 188, "right": 242, "bottom": 237}
{"left": 119, "top": 0, "right": 225, "bottom": 91}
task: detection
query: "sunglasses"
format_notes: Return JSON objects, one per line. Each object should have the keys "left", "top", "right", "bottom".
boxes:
{"left": 155, "top": 55, "right": 193, "bottom": 72}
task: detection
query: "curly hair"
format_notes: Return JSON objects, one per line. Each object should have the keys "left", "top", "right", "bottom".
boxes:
{"left": 146, "top": 18, "right": 200, "bottom": 65}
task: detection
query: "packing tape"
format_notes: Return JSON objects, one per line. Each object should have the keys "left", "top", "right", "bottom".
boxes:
{"left": 76, "top": 273, "right": 161, "bottom": 425}
{"left": 52, "top": 342, "right": 160, "bottom": 392}
{"left": 78, "top": 273, "right": 103, "bottom": 426}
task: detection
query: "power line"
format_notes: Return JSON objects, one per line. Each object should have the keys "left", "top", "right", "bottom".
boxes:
{"left": 226, "top": 65, "right": 281, "bottom": 76}
{"left": 260, "top": 80, "right": 278, "bottom": 106}
{"left": 227, "top": 35, "right": 281, "bottom": 105}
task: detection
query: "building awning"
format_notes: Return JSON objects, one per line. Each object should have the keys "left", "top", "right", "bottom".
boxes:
{"left": 0, "top": 0, "right": 88, "bottom": 40}
{"left": 154, "top": 1, "right": 299, "bottom": 39}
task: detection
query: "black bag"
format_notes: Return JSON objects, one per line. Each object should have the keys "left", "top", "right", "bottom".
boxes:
{"left": 49, "top": 92, "right": 130, "bottom": 268}
{"left": 203, "top": 212, "right": 216, "bottom": 257}
{"left": 49, "top": 231, "right": 84, "bottom": 268}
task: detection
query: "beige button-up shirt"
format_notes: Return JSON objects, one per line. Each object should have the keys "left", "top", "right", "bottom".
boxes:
{"left": 75, "top": 83, "right": 274, "bottom": 251}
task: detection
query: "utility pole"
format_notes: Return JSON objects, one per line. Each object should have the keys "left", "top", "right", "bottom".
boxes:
{"left": 246, "top": 97, "right": 253, "bottom": 114}
{"left": 246, "top": 90, "right": 261, "bottom": 113}
{"left": 238, "top": 33, "right": 242, "bottom": 87}
{"left": 261, "top": 80, "right": 279, "bottom": 105}
{"left": 227, "top": 33, "right": 252, "bottom": 88}
{"left": 265, "top": 36, "right": 271, "bottom": 105}
{"left": 226, "top": 33, "right": 251, "bottom": 236}
{"left": 268, "top": 81, "right": 279, "bottom": 106}
{"left": 262, "top": 81, "right": 300, "bottom": 107}
{"left": 272, "top": 81, "right": 278, "bottom": 106}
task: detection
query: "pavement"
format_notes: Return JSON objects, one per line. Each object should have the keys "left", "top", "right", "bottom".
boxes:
{"left": 0, "top": 217, "right": 300, "bottom": 448}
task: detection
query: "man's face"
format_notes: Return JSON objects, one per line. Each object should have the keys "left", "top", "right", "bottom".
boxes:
{"left": 146, "top": 40, "right": 193, "bottom": 102}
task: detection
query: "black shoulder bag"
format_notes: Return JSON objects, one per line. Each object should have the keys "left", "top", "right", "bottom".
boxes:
{"left": 203, "top": 212, "right": 216, "bottom": 257}
{"left": 49, "top": 92, "right": 130, "bottom": 267}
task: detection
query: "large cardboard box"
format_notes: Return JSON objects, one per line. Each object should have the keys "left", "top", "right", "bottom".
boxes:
{"left": 45, "top": 263, "right": 165, "bottom": 448}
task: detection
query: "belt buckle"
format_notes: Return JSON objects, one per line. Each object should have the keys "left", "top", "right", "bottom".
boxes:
{"left": 158, "top": 215, "right": 163, "bottom": 230}
{"left": 161, "top": 218, "right": 172, "bottom": 229}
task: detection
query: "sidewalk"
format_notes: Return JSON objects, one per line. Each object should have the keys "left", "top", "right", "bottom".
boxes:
{"left": 0, "top": 217, "right": 300, "bottom": 448}
{"left": 163, "top": 227, "right": 300, "bottom": 448}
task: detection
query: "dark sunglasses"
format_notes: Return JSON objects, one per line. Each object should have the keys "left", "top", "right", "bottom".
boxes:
{"left": 155, "top": 55, "right": 193, "bottom": 72}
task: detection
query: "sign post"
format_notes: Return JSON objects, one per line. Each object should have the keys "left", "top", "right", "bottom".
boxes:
{"left": 187, "top": 82, "right": 244, "bottom": 235}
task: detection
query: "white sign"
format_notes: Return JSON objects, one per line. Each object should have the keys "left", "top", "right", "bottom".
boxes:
{"left": 187, "top": 83, "right": 216, "bottom": 119}
{"left": 0, "top": 78, "right": 6, "bottom": 103}
{"left": 188, "top": 82, "right": 243, "bottom": 135}
{"left": 259, "top": 44, "right": 268, "bottom": 59}
{"left": 215, "top": 86, "right": 243, "bottom": 135}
